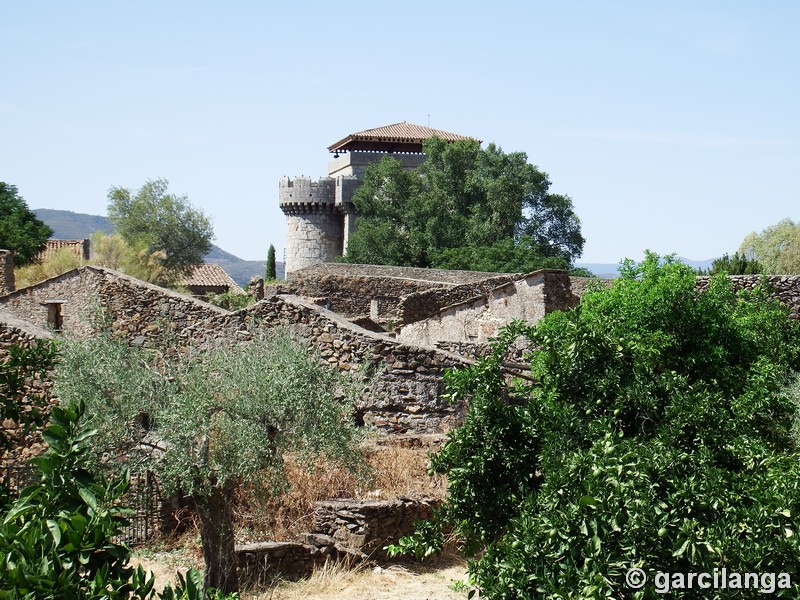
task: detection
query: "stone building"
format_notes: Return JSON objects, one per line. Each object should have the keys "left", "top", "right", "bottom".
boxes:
{"left": 279, "top": 122, "right": 477, "bottom": 277}
{"left": 181, "top": 263, "right": 244, "bottom": 298}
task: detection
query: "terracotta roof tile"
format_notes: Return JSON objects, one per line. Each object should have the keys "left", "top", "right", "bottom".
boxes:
{"left": 328, "top": 121, "right": 478, "bottom": 152}
{"left": 182, "top": 264, "right": 243, "bottom": 294}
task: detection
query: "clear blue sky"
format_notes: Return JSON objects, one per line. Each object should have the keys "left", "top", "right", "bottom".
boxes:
{"left": 3, "top": 1, "right": 798, "bottom": 265}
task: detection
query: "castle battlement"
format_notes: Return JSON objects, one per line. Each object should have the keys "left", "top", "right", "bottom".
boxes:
{"left": 278, "top": 176, "right": 336, "bottom": 208}
{"left": 280, "top": 122, "right": 474, "bottom": 276}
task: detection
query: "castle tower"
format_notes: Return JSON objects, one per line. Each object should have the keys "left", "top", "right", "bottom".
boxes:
{"left": 280, "top": 122, "right": 477, "bottom": 278}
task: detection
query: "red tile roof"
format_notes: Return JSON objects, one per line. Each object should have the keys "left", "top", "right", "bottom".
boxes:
{"left": 182, "top": 264, "right": 243, "bottom": 294}
{"left": 328, "top": 121, "right": 478, "bottom": 153}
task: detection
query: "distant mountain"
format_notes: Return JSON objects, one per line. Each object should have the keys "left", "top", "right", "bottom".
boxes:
{"left": 34, "top": 209, "right": 115, "bottom": 239}
{"left": 576, "top": 256, "right": 717, "bottom": 278}
{"left": 33, "top": 209, "right": 281, "bottom": 286}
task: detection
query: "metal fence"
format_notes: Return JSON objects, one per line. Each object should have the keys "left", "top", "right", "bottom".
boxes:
{"left": 1, "top": 463, "right": 162, "bottom": 546}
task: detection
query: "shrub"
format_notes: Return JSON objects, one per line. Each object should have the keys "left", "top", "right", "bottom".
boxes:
{"left": 407, "top": 252, "right": 800, "bottom": 598}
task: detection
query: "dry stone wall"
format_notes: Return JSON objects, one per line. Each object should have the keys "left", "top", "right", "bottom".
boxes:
{"left": 399, "top": 271, "right": 579, "bottom": 348}
{"left": 0, "top": 251, "right": 14, "bottom": 295}
{"left": 312, "top": 497, "right": 437, "bottom": 558}
{"left": 236, "top": 497, "right": 437, "bottom": 582}
{"left": 0, "top": 267, "right": 470, "bottom": 433}
{"left": 0, "top": 268, "right": 104, "bottom": 337}
{"left": 276, "top": 263, "right": 513, "bottom": 326}
{"left": 0, "top": 311, "right": 54, "bottom": 468}
{"left": 247, "top": 295, "right": 470, "bottom": 432}
{"left": 695, "top": 275, "right": 800, "bottom": 318}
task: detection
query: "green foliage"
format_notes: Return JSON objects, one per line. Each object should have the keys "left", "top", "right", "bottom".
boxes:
{"left": 739, "top": 217, "right": 800, "bottom": 275}
{"left": 0, "top": 400, "right": 155, "bottom": 598}
{"left": 204, "top": 292, "right": 254, "bottom": 311}
{"left": 159, "top": 568, "right": 239, "bottom": 600}
{"left": 432, "top": 236, "right": 573, "bottom": 273}
{"left": 0, "top": 402, "right": 242, "bottom": 599}
{"left": 344, "top": 138, "right": 584, "bottom": 272}
{"left": 0, "top": 340, "right": 57, "bottom": 451}
{"left": 54, "top": 326, "right": 363, "bottom": 592}
{"left": 0, "top": 182, "right": 53, "bottom": 267}
{"left": 410, "top": 252, "right": 800, "bottom": 598}
{"left": 107, "top": 179, "right": 214, "bottom": 275}
{"left": 700, "top": 251, "right": 764, "bottom": 275}
{"left": 265, "top": 244, "right": 277, "bottom": 281}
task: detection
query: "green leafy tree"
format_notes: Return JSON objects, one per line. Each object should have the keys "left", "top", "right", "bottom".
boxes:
{"left": 266, "top": 244, "right": 277, "bottom": 280}
{"left": 776, "top": 226, "right": 800, "bottom": 275}
{"left": 0, "top": 182, "right": 53, "bottom": 267}
{"left": 107, "top": 179, "right": 214, "bottom": 278}
{"left": 739, "top": 218, "right": 800, "bottom": 275}
{"left": 0, "top": 401, "right": 158, "bottom": 598}
{"left": 700, "top": 251, "right": 764, "bottom": 275}
{"left": 399, "top": 252, "right": 800, "bottom": 598}
{"left": 55, "top": 327, "right": 362, "bottom": 594}
{"left": 344, "top": 138, "right": 584, "bottom": 272}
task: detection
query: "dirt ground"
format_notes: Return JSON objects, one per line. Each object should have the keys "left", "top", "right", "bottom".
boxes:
{"left": 132, "top": 549, "right": 474, "bottom": 600}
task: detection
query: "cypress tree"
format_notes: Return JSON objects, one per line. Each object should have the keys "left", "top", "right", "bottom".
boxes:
{"left": 266, "top": 244, "right": 277, "bottom": 280}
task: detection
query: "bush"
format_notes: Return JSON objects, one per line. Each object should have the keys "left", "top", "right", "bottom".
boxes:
{"left": 0, "top": 400, "right": 240, "bottom": 599}
{"left": 411, "top": 252, "right": 800, "bottom": 598}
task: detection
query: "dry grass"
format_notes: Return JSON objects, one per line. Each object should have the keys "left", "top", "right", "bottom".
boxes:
{"left": 234, "top": 436, "right": 447, "bottom": 543}
{"left": 138, "top": 434, "right": 459, "bottom": 598}
{"left": 249, "top": 553, "right": 473, "bottom": 600}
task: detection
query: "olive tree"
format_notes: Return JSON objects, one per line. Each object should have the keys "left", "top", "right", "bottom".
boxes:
{"left": 55, "top": 326, "right": 363, "bottom": 594}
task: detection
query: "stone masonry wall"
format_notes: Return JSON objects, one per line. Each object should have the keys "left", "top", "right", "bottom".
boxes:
{"left": 398, "top": 271, "right": 579, "bottom": 348}
{"left": 236, "top": 497, "right": 436, "bottom": 583}
{"left": 0, "top": 250, "right": 14, "bottom": 295}
{"left": 278, "top": 263, "right": 511, "bottom": 324}
{"left": 0, "top": 311, "right": 54, "bottom": 468}
{"left": 247, "top": 296, "right": 470, "bottom": 432}
{"left": 397, "top": 274, "right": 517, "bottom": 327}
{"left": 283, "top": 211, "right": 344, "bottom": 276}
{"left": 274, "top": 273, "right": 447, "bottom": 320}
{"left": 0, "top": 268, "right": 105, "bottom": 337}
{"left": 0, "top": 267, "right": 469, "bottom": 433}
{"left": 311, "top": 497, "right": 436, "bottom": 558}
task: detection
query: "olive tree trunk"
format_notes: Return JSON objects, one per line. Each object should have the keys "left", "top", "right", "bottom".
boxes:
{"left": 194, "top": 482, "right": 239, "bottom": 594}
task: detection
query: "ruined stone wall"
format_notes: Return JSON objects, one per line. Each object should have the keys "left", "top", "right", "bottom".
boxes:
{"left": 396, "top": 274, "right": 516, "bottom": 327}
{"left": 247, "top": 296, "right": 469, "bottom": 432}
{"left": 236, "top": 497, "right": 436, "bottom": 582}
{"left": 0, "top": 311, "right": 54, "bottom": 467}
{"left": 0, "top": 268, "right": 105, "bottom": 337}
{"left": 311, "top": 497, "right": 436, "bottom": 558}
{"left": 0, "top": 250, "right": 14, "bottom": 295}
{"left": 291, "top": 262, "right": 503, "bottom": 284}
{"left": 281, "top": 263, "right": 510, "bottom": 323}
{"left": 0, "top": 267, "right": 469, "bottom": 433}
{"left": 95, "top": 269, "right": 245, "bottom": 349}
{"left": 275, "top": 273, "right": 447, "bottom": 319}
{"left": 398, "top": 271, "right": 579, "bottom": 348}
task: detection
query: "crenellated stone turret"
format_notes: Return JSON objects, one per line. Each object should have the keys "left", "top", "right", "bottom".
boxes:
{"left": 279, "top": 122, "right": 477, "bottom": 278}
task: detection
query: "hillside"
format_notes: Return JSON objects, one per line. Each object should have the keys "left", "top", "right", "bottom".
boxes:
{"left": 33, "top": 209, "right": 281, "bottom": 286}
